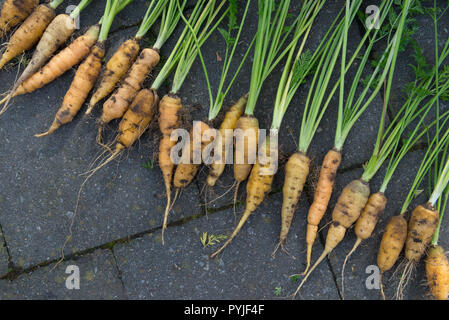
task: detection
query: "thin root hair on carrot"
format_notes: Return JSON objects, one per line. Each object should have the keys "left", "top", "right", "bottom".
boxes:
{"left": 395, "top": 259, "right": 416, "bottom": 300}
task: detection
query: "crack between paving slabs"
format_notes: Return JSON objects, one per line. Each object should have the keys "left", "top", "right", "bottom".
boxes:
{"left": 109, "top": 247, "right": 129, "bottom": 299}
{"left": 0, "top": 222, "right": 14, "bottom": 274}
{"left": 0, "top": 195, "right": 225, "bottom": 281}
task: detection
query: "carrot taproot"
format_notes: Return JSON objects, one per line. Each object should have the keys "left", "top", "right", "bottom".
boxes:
{"left": 35, "top": 44, "right": 104, "bottom": 137}
{"left": 275, "top": 151, "right": 310, "bottom": 254}
{"left": 341, "top": 191, "right": 387, "bottom": 298}
{"left": 377, "top": 215, "right": 408, "bottom": 300}
{"left": 87, "top": 0, "right": 168, "bottom": 114}
{"left": 234, "top": 115, "right": 259, "bottom": 182}
{"left": 232, "top": 114, "right": 259, "bottom": 212}
{"left": 0, "top": 0, "right": 38, "bottom": 38}
{"left": 206, "top": 94, "right": 247, "bottom": 187}
{"left": 0, "top": 13, "right": 76, "bottom": 116}
{"left": 174, "top": 121, "right": 211, "bottom": 189}
{"left": 115, "top": 88, "right": 158, "bottom": 150}
{"left": 211, "top": 137, "right": 277, "bottom": 259}
{"left": 13, "top": 24, "right": 100, "bottom": 96}
{"left": 14, "top": 13, "right": 76, "bottom": 86}
{"left": 294, "top": 178, "right": 370, "bottom": 297}
{"left": 0, "top": 3, "right": 56, "bottom": 69}
{"left": 394, "top": 203, "right": 440, "bottom": 299}
{"left": 159, "top": 93, "right": 182, "bottom": 245}
{"left": 98, "top": 47, "right": 160, "bottom": 123}
{"left": 303, "top": 148, "right": 341, "bottom": 271}
{"left": 405, "top": 203, "right": 440, "bottom": 262}
{"left": 86, "top": 38, "right": 140, "bottom": 114}
{"left": 426, "top": 245, "right": 449, "bottom": 300}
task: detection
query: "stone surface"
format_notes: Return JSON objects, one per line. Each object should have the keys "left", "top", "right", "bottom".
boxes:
{"left": 0, "top": 0, "right": 446, "bottom": 300}
{"left": 114, "top": 193, "right": 340, "bottom": 300}
{"left": 0, "top": 249, "right": 125, "bottom": 299}
{"left": 0, "top": 0, "right": 200, "bottom": 269}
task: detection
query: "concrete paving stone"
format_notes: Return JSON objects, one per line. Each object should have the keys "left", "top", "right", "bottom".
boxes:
{"left": 114, "top": 192, "right": 340, "bottom": 300}
{"left": 0, "top": 0, "right": 441, "bottom": 300}
{"left": 317, "top": 149, "right": 449, "bottom": 300}
{"left": 0, "top": 249, "right": 125, "bottom": 300}
{"left": 0, "top": 1, "right": 200, "bottom": 269}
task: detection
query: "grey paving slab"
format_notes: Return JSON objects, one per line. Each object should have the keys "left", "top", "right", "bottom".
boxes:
{"left": 114, "top": 192, "right": 340, "bottom": 300}
{"left": 318, "top": 149, "right": 449, "bottom": 300}
{"left": 0, "top": 249, "right": 125, "bottom": 299}
{"left": 0, "top": 1, "right": 199, "bottom": 269}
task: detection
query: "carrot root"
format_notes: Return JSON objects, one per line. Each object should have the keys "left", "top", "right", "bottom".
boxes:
{"left": 0, "top": 3, "right": 55, "bottom": 69}
{"left": 87, "top": 38, "right": 140, "bottom": 114}
{"left": 305, "top": 148, "right": 341, "bottom": 268}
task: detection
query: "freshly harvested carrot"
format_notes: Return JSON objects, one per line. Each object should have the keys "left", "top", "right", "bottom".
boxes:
{"left": 14, "top": 13, "right": 76, "bottom": 86}
{"left": 13, "top": 24, "right": 100, "bottom": 96}
{"left": 426, "top": 245, "right": 449, "bottom": 300}
{"left": 0, "top": 3, "right": 56, "bottom": 69}
{"left": 35, "top": 44, "right": 104, "bottom": 137}
{"left": 304, "top": 149, "right": 341, "bottom": 269}
{"left": 99, "top": 48, "right": 160, "bottom": 124}
{"left": 211, "top": 137, "right": 277, "bottom": 259}
{"left": 341, "top": 192, "right": 386, "bottom": 298}
{"left": 0, "top": 11, "right": 77, "bottom": 116}
{"left": 294, "top": 179, "right": 370, "bottom": 297}
{"left": 0, "top": 0, "right": 38, "bottom": 38}
{"left": 233, "top": 114, "right": 259, "bottom": 206}
{"left": 278, "top": 152, "right": 310, "bottom": 252}
{"left": 155, "top": 0, "right": 228, "bottom": 244}
{"left": 34, "top": 0, "right": 133, "bottom": 136}
{"left": 174, "top": 121, "right": 211, "bottom": 189}
{"left": 159, "top": 93, "right": 182, "bottom": 243}
{"left": 86, "top": 38, "right": 140, "bottom": 113}
{"left": 87, "top": 0, "right": 168, "bottom": 113}
{"left": 390, "top": 204, "right": 439, "bottom": 299}
{"left": 115, "top": 88, "right": 158, "bottom": 150}
{"left": 206, "top": 94, "right": 247, "bottom": 187}
{"left": 405, "top": 204, "right": 439, "bottom": 262}
{"left": 393, "top": 203, "right": 440, "bottom": 299}
{"left": 377, "top": 215, "right": 408, "bottom": 299}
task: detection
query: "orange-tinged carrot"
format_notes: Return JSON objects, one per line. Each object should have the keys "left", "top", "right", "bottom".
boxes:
{"left": 0, "top": 0, "right": 38, "bottom": 38}
{"left": 426, "top": 245, "right": 449, "bottom": 300}
{"left": 377, "top": 215, "right": 407, "bottom": 300}
{"left": 304, "top": 148, "right": 341, "bottom": 269}
{"left": 13, "top": 25, "right": 100, "bottom": 96}
{"left": 86, "top": 38, "right": 140, "bottom": 114}
{"left": 15, "top": 13, "right": 76, "bottom": 86}
{"left": 405, "top": 204, "right": 439, "bottom": 262}
{"left": 207, "top": 94, "right": 247, "bottom": 187}
{"left": 341, "top": 192, "right": 387, "bottom": 298}
{"left": 99, "top": 47, "right": 160, "bottom": 124}
{"left": 0, "top": 3, "right": 55, "bottom": 69}
{"left": 294, "top": 179, "right": 370, "bottom": 297}
{"left": 158, "top": 93, "right": 182, "bottom": 245}
{"left": 174, "top": 121, "right": 211, "bottom": 189}
{"left": 276, "top": 151, "right": 309, "bottom": 254}
{"left": 35, "top": 44, "right": 104, "bottom": 137}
